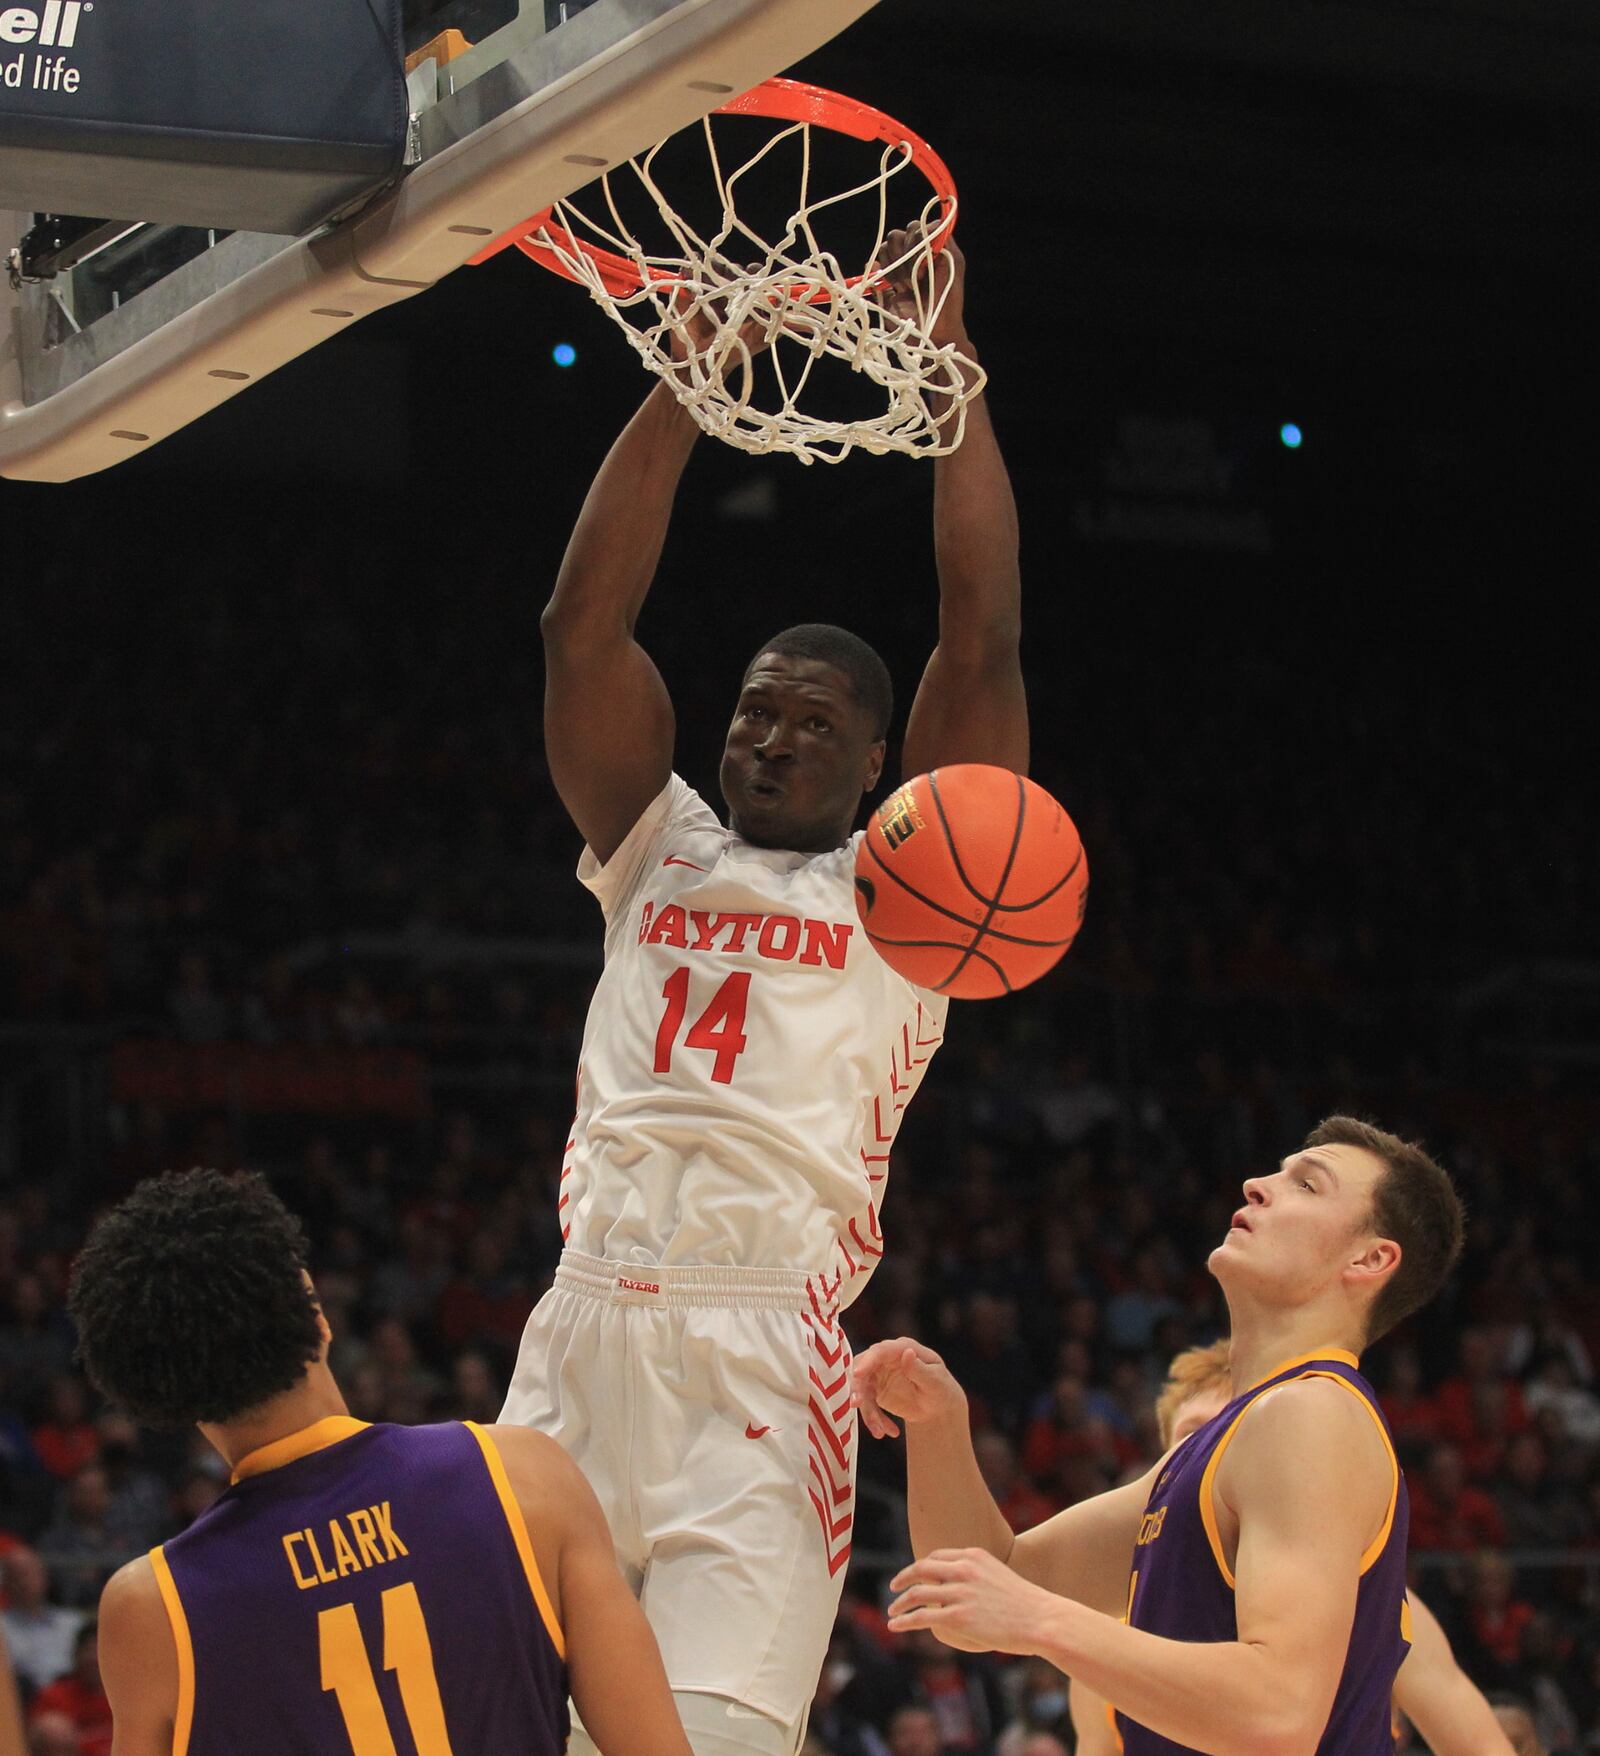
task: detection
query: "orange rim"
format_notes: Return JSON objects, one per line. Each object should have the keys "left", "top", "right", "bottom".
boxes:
{"left": 467, "top": 76, "right": 958, "bottom": 299}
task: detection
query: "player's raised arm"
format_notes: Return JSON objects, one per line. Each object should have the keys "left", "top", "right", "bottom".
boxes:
{"left": 876, "top": 235, "right": 1028, "bottom": 780}
{"left": 540, "top": 380, "right": 694, "bottom": 865}
{"left": 1393, "top": 1591, "right": 1517, "bottom": 1756}
{"left": 488, "top": 1426, "right": 693, "bottom": 1756}
{"left": 853, "top": 1338, "right": 1015, "bottom": 1559}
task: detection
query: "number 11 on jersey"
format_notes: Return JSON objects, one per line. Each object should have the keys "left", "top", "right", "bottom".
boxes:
{"left": 319, "top": 1582, "right": 452, "bottom": 1755}
{"left": 653, "top": 968, "right": 751, "bottom": 1084}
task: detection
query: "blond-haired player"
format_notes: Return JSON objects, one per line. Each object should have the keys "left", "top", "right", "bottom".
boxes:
{"left": 503, "top": 236, "right": 1028, "bottom": 1756}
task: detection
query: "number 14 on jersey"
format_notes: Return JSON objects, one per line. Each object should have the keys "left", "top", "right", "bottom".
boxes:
{"left": 653, "top": 968, "right": 751, "bottom": 1084}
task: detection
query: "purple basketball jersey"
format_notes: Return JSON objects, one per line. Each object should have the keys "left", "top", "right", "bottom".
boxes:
{"left": 1116, "top": 1353, "right": 1409, "bottom": 1756}
{"left": 153, "top": 1419, "right": 568, "bottom": 1755}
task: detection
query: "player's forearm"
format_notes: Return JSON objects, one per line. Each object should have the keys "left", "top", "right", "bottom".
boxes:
{"left": 905, "top": 1407, "right": 1016, "bottom": 1562}
{"left": 902, "top": 348, "right": 1028, "bottom": 774}
{"left": 1035, "top": 1600, "right": 1325, "bottom": 1756}
{"left": 580, "top": 1686, "right": 695, "bottom": 1756}
{"left": 932, "top": 352, "right": 1021, "bottom": 658}
{"left": 1393, "top": 1593, "right": 1517, "bottom": 1756}
{"left": 1395, "top": 1669, "right": 1517, "bottom": 1756}
{"left": 1069, "top": 1680, "right": 1120, "bottom": 1756}
{"left": 543, "top": 382, "right": 699, "bottom": 641}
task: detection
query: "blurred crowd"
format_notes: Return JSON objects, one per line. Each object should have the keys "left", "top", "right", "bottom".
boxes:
{"left": 3, "top": 526, "right": 1597, "bottom": 1754}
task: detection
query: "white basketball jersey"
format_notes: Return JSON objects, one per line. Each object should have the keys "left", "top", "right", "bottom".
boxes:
{"left": 563, "top": 774, "right": 948, "bottom": 1308}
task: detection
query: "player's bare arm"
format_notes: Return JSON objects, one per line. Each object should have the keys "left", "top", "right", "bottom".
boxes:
{"left": 853, "top": 1337, "right": 1016, "bottom": 1558}
{"left": 485, "top": 1425, "right": 694, "bottom": 1756}
{"left": 1068, "top": 1676, "right": 1119, "bottom": 1756}
{"left": 1394, "top": 1591, "right": 1517, "bottom": 1756}
{"left": 0, "top": 1627, "right": 27, "bottom": 1756}
{"left": 874, "top": 234, "right": 1027, "bottom": 779}
{"left": 540, "top": 381, "right": 692, "bottom": 864}
{"left": 854, "top": 1337, "right": 1151, "bottom": 1618}
{"left": 888, "top": 1376, "right": 1392, "bottom": 1756}
{"left": 97, "top": 1557, "right": 179, "bottom": 1756}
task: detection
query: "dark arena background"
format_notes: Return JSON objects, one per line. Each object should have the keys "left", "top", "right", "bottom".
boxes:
{"left": 3, "top": 2, "right": 1599, "bottom": 1752}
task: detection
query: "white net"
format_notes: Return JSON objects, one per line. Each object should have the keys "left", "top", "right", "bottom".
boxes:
{"left": 521, "top": 96, "right": 986, "bottom": 465}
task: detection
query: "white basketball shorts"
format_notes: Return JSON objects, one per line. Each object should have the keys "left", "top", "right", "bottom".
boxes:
{"left": 500, "top": 1252, "right": 857, "bottom": 1731}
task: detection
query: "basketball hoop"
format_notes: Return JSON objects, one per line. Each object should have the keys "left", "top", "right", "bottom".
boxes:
{"left": 473, "top": 78, "right": 985, "bottom": 464}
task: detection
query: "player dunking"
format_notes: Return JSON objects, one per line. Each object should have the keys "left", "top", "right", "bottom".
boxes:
{"left": 1068, "top": 1341, "right": 1516, "bottom": 1756}
{"left": 501, "top": 235, "right": 1027, "bottom": 1756}
{"left": 70, "top": 1170, "right": 694, "bottom": 1756}
{"left": 854, "top": 1117, "right": 1466, "bottom": 1755}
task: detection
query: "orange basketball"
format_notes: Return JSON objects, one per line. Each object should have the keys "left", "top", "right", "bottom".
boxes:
{"left": 853, "top": 765, "right": 1088, "bottom": 999}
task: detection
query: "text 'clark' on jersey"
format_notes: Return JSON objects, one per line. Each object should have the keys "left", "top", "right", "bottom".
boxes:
{"left": 563, "top": 775, "right": 948, "bottom": 1305}
{"left": 152, "top": 1419, "right": 567, "bottom": 1756}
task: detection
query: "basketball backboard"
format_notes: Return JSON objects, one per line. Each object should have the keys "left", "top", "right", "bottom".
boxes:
{"left": 0, "top": 0, "right": 879, "bottom": 482}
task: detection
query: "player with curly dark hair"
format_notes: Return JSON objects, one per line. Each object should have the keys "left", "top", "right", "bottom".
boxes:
{"left": 69, "top": 1167, "right": 322, "bottom": 1429}
{"left": 71, "top": 1170, "right": 693, "bottom": 1756}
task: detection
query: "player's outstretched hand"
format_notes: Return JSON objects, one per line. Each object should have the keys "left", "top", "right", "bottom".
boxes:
{"left": 851, "top": 1338, "right": 965, "bottom": 1439}
{"left": 887, "top": 1548, "right": 1057, "bottom": 1656}
{"left": 869, "top": 224, "right": 967, "bottom": 349}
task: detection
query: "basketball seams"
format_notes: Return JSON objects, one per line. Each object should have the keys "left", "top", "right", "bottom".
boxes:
{"left": 861, "top": 838, "right": 1079, "bottom": 949}
{"left": 862, "top": 834, "right": 985, "bottom": 933}
{"left": 930, "top": 767, "right": 1084, "bottom": 914}
{"left": 862, "top": 929, "right": 1011, "bottom": 994}
{"left": 927, "top": 769, "right": 1012, "bottom": 910}
{"left": 937, "top": 770, "right": 1028, "bottom": 992}
{"left": 925, "top": 768, "right": 1085, "bottom": 914}
{"left": 983, "top": 840, "right": 1085, "bottom": 914}
{"left": 858, "top": 765, "right": 1088, "bottom": 999}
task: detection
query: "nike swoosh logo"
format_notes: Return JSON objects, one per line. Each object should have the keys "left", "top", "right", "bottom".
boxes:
{"left": 744, "top": 1423, "right": 773, "bottom": 1440}
{"left": 662, "top": 856, "right": 708, "bottom": 871}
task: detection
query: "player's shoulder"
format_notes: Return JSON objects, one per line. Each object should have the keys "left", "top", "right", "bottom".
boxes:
{"left": 98, "top": 1553, "right": 168, "bottom": 1645}
{"left": 1234, "top": 1371, "right": 1386, "bottom": 1471}
{"left": 630, "top": 776, "right": 725, "bottom": 868}
{"left": 474, "top": 1423, "right": 587, "bottom": 1497}
{"left": 102, "top": 1552, "right": 162, "bottom": 1610}
{"left": 474, "top": 1423, "right": 605, "bottom": 1565}
{"left": 1251, "top": 1367, "right": 1374, "bottom": 1424}
{"left": 658, "top": 773, "right": 722, "bottom": 833}
{"left": 1219, "top": 1375, "right": 1393, "bottom": 1543}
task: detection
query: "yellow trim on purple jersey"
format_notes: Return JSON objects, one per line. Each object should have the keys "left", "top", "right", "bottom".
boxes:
{"left": 148, "top": 1544, "right": 195, "bottom": 1756}
{"left": 463, "top": 1423, "right": 566, "bottom": 1662}
{"left": 230, "top": 1416, "right": 372, "bottom": 1483}
{"left": 1199, "top": 1356, "right": 1385, "bottom": 1589}
{"left": 1198, "top": 1407, "right": 1251, "bottom": 1587}
{"left": 1243, "top": 1347, "right": 1359, "bottom": 1394}
{"left": 1303, "top": 1371, "right": 1400, "bottom": 1573}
